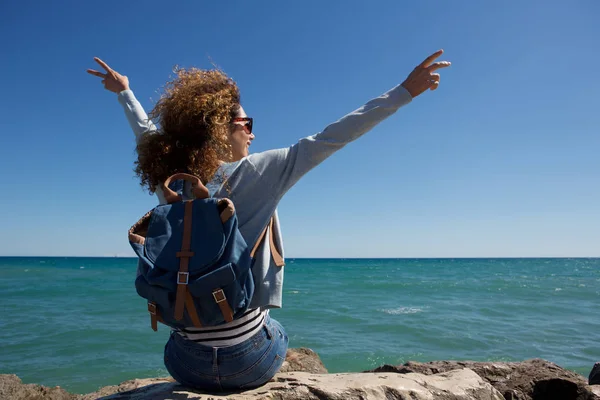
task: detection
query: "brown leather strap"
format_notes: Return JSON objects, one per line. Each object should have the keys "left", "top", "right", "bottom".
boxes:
{"left": 268, "top": 217, "right": 285, "bottom": 267}
{"left": 161, "top": 173, "right": 210, "bottom": 204}
{"left": 250, "top": 216, "right": 284, "bottom": 267}
{"left": 148, "top": 302, "right": 158, "bottom": 332}
{"left": 174, "top": 201, "right": 195, "bottom": 321}
{"left": 250, "top": 220, "right": 269, "bottom": 259}
{"left": 212, "top": 289, "right": 234, "bottom": 322}
{"left": 185, "top": 291, "right": 203, "bottom": 328}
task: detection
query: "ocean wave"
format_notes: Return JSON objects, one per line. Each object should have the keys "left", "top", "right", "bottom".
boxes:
{"left": 379, "top": 307, "right": 425, "bottom": 315}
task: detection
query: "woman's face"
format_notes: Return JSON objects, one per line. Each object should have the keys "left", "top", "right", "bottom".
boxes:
{"left": 229, "top": 105, "right": 255, "bottom": 161}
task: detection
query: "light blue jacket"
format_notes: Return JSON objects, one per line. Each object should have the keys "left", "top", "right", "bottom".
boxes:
{"left": 118, "top": 84, "right": 412, "bottom": 309}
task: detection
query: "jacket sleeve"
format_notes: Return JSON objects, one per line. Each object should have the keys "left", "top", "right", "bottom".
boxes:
{"left": 117, "top": 89, "right": 168, "bottom": 204}
{"left": 247, "top": 84, "right": 412, "bottom": 199}
{"left": 117, "top": 89, "right": 158, "bottom": 144}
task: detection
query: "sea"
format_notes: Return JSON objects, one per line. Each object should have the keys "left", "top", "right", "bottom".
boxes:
{"left": 1, "top": 257, "right": 598, "bottom": 394}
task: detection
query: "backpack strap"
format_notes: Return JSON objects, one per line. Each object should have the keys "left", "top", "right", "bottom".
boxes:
{"left": 212, "top": 289, "right": 234, "bottom": 322}
{"left": 147, "top": 301, "right": 165, "bottom": 332}
{"left": 250, "top": 217, "right": 285, "bottom": 267}
{"left": 268, "top": 217, "right": 285, "bottom": 267}
{"left": 174, "top": 201, "right": 202, "bottom": 327}
{"left": 148, "top": 302, "right": 158, "bottom": 332}
{"left": 185, "top": 291, "right": 203, "bottom": 327}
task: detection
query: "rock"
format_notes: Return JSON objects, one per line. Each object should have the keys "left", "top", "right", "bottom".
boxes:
{"left": 0, "top": 374, "right": 77, "bottom": 400}
{"left": 367, "top": 358, "right": 599, "bottom": 400}
{"left": 79, "top": 378, "right": 175, "bottom": 400}
{"left": 279, "top": 348, "right": 328, "bottom": 374}
{"left": 590, "top": 362, "right": 600, "bottom": 385}
{"left": 84, "top": 369, "right": 503, "bottom": 400}
{"left": 4, "top": 353, "right": 599, "bottom": 400}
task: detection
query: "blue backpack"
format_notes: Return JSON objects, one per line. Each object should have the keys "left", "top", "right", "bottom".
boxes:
{"left": 128, "top": 173, "right": 281, "bottom": 331}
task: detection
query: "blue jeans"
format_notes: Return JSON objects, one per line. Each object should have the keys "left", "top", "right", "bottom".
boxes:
{"left": 164, "top": 315, "right": 288, "bottom": 391}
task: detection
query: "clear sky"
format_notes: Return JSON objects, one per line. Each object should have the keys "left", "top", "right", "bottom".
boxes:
{"left": 1, "top": 1, "right": 598, "bottom": 257}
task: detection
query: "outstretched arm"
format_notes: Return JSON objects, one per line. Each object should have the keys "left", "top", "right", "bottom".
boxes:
{"left": 117, "top": 90, "right": 157, "bottom": 143}
{"left": 249, "top": 50, "right": 451, "bottom": 200}
{"left": 87, "top": 58, "right": 157, "bottom": 143}
{"left": 87, "top": 57, "right": 167, "bottom": 203}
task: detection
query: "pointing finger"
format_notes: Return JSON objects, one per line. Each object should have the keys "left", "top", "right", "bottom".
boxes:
{"left": 427, "top": 61, "right": 451, "bottom": 72}
{"left": 94, "top": 57, "right": 112, "bottom": 72}
{"left": 419, "top": 49, "right": 444, "bottom": 69}
{"left": 87, "top": 69, "right": 106, "bottom": 78}
{"left": 427, "top": 61, "right": 452, "bottom": 72}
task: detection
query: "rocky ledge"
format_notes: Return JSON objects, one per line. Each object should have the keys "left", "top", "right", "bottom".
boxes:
{"left": 1, "top": 348, "right": 598, "bottom": 400}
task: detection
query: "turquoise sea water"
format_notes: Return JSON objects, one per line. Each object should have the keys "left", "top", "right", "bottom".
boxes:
{"left": 1, "top": 257, "right": 598, "bottom": 394}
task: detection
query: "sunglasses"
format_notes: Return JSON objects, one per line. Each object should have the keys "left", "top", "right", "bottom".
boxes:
{"left": 232, "top": 117, "right": 253, "bottom": 134}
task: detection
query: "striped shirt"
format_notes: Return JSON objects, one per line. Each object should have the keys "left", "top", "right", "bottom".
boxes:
{"left": 175, "top": 308, "right": 267, "bottom": 347}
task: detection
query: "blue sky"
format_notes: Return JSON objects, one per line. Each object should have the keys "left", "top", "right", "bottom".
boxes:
{"left": 1, "top": 1, "right": 599, "bottom": 257}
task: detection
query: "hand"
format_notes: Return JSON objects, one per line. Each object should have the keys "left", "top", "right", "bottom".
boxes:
{"left": 401, "top": 50, "right": 451, "bottom": 98}
{"left": 87, "top": 57, "right": 130, "bottom": 93}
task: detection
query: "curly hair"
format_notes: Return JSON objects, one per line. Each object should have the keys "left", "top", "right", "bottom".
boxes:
{"left": 134, "top": 67, "right": 240, "bottom": 194}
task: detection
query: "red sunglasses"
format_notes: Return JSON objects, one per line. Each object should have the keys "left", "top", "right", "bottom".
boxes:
{"left": 232, "top": 117, "right": 253, "bottom": 134}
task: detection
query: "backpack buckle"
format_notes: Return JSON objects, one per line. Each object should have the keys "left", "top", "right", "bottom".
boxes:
{"left": 177, "top": 272, "right": 189, "bottom": 285}
{"left": 212, "top": 289, "right": 227, "bottom": 303}
{"left": 148, "top": 302, "right": 157, "bottom": 315}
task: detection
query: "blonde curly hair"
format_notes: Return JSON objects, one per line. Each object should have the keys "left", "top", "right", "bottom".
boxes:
{"left": 134, "top": 67, "right": 240, "bottom": 193}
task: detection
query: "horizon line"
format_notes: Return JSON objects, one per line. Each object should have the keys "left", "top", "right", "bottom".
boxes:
{"left": 0, "top": 255, "right": 599, "bottom": 259}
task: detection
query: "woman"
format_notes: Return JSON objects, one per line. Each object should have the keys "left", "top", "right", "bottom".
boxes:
{"left": 87, "top": 51, "right": 450, "bottom": 391}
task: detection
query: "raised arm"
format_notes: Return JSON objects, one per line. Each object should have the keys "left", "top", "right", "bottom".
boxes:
{"left": 87, "top": 57, "right": 167, "bottom": 203}
{"left": 248, "top": 50, "right": 451, "bottom": 199}
{"left": 117, "top": 90, "right": 157, "bottom": 143}
{"left": 87, "top": 57, "right": 157, "bottom": 142}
